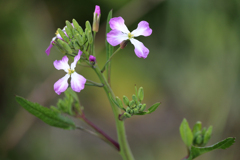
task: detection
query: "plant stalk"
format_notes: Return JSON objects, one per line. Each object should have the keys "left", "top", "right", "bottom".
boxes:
{"left": 93, "top": 64, "right": 134, "bottom": 160}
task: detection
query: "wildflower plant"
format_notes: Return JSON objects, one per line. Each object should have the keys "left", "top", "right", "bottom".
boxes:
{"left": 16, "top": 5, "right": 235, "bottom": 160}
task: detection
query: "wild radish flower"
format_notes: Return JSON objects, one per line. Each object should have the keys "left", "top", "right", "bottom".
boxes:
{"left": 54, "top": 50, "right": 86, "bottom": 95}
{"left": 107, "top": 17, "right": 152, "bottom": 59}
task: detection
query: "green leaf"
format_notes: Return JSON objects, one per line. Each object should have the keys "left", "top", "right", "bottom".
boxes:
{"left": 147, "top": 102, "right": 161, "bottom": 114}
{"left": 16, "top": 96, "right": 76, "bottom": 130}
{"left": 106, "top": 10, "right": 113, "bottom": 81}
{"left": 180, "top": 118, "right": 193, "bottom": 148}
{"left": 189, "top": 137, "right": 236, "bottom": 159}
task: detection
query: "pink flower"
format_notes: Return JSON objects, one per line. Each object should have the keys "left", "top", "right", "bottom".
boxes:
{"left": 53, "top": 50, "right": 86, "bottom": 95}
{"left": 107, "top": 17, "right": 152, "bottom": 59}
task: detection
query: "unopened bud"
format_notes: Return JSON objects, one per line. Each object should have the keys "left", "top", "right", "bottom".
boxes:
{"left": 138, "top": 87, "right": 144, "bottom": 102}
{"left": 57, "top": 39, "right": 72, "bottom": 54}
{"left": 116, "top": 97, "right": 123, "bottom": 109}
{"left": 93, "top": 5, "right": 101, "bottom": 32}
{"left": 124, "top": 112, "right": 131, "bottom": 118}
{"left": 203, "top": 126, "right": 213, "bottom": 145}
{"left": 192, "top": 121, "right": 202, "bottom": 135}
{"left": 57, "top": 28, "right": 69, "bottom": 42}
{"left": 65, "top": 27, "right": 73, "bottom": 39}
{"left": 132, "top": 94, "right": 138, "bottom": 103}
{"left": 73, "top": 19, "right": 84, "bottom": 35}
{"left": 129, "top": 100, "right": 135, "bottom": 107}
{"left": 140, "top": 104, "right": 146, "bottom": 112}
{"left": 123, "top": 96, "right": 129, "bottom": 106}
{"left": 89, "top": 55, "right": 96, "bottom": 63}
{"left": 120, "top": 40, "right": 129, "bottom": 49}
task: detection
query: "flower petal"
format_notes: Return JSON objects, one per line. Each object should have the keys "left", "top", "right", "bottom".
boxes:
{"left": 53, "top": 56, "right": 70, "bottom": 73}
{"left": 70, "top": 50, "right": 82, "bottom": 70}
{"left": 45, "top": 43, "right": 53, "bottom": 56}
{"left": 107, "top": 30, "right": 128, "bottom": 46}
{"left": 54, "top": 74, "right": 70, "bottom": 95}
{"left": 71, "top": 72, "right": 86, "bottom": 92}
{"left": 130, "top": 38, "right": 149, "bottom": 59}
{"left": 131, "top": 21, "right": 152, "bottom": 37}
{"left": 109, "top": 17, "right": 130, "bottom": 33}
{"left": 94, "top": 5, "right": 101, "bottom": 16}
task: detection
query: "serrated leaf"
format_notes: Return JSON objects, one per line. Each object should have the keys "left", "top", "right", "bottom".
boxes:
{"left": 16, "top": 96, "right": 76, "bottom": 130}
{"left": 147, "top": 102, "right": 161, "bottom": 114}
{"left": 106, "top": 10, "right": 113, "bottom": 82}
{"left": 180, "top": 118, "right": 193, "bottom": 148}
{"left": 189, "top": 137, "right": 236, "bottom": 159}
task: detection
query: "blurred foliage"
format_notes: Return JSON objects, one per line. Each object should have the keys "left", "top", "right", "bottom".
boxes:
{"left": 0, "top": 0, "right": 239, "bottom": 159}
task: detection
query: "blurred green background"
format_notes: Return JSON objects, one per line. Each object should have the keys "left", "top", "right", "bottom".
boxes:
{"left": 0, "top": 0, "right": 239, "bottom": 159}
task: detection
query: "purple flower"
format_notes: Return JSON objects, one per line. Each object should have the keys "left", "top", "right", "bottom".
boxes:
{"left": 94, "top": 5, "right": 101, "bottom": 17}
{"left": 89, "top": 55, "right": 96, "bottom": 62}
{"left": 107, "top": 17, "right": 152, "bottom": 59}
{"left": 53, "top": 50, "right": 86, "bottom": 95}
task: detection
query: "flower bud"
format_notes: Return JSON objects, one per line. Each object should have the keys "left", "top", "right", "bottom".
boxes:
{"left": 140, "top": 104, "right": 146, "bottom": 112}
{"left": 93, "top": 5, "right": 101, "bottom": 32}
{"left": 138, "top": 87, "right": 144, "bottom": 102}
{"left": 126, "top": 107, "right": 131, "bottom": 113}
{"left": 57, "top": 28, "right": 69, "bottom": 42}
{"left": 120, "top": 40, "right": 129, "bottom": 49}
{"left": 192, "top": 121, "right": 202, "bottom": 135}
{"left": 195, "top": 135, "right": 203, "bottom": 145}
{"left": 65, "top": 27, "right": 73, "bottom": 39}
{"left": 116, "top": 97, "right": 123, "bottom": 109}
{"left": 73, "top": 40, "right": 80, "bottom": 50}
{"left": 133, "top": 108, "right": 139, "bottom": 114}
{"left": 57, "top": 39, "right": 72, "bottom": 54}
{"left": 89, "top": 55, "right": 96, "bottom": 63}
{"left": 129, "top": 100, "right": 135, "bottom": 108}
{"left": 86, "top": 21, "right": 92, "bottom": 31}
{"left": 123, "top": 96, "right": 129, "bottom": 106}
{"left": 132, "top": 94, "right": 138, "bottom": 103}
{"left": 203, "top": 126, "right": 212, "bottom": 146}
{"left": 124, "top": 112, "right": 131, "bottom": 118}
{"left": 66, "top": 20, "right": 74, "bottom": 32}
{"left": 72, "top": 19, "right": 84, "bottom": 35}
{"left": 75, "top": 34, "right": 84, "bottom": 46}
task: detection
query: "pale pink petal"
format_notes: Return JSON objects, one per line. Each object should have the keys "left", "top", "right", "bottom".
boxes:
{"left": 70, "top": 72, "right": 86, "bottom": 92}
{"left": 109, "top": 17, "right": 130, "bottom": 33}
{"left": 53, "top": 56, "right": 70, "bottom": 73}
{"left": 94, "top": 5, "right": 100, "bottom": 16}
{"left": 45, "top": 43, "right": 53, "bottom": 56}
{"left": 107, "top": 30, "right": 128, "bottom": 46}
{"left": 130, "top": 38, "right": 149, "bottom": 59}
{"left": 70, "top": 50, "right": 82, "bottom": 70}
{"left": 54, "top": 74, "right": 70, "bottom": 95}
{"left": 131, "top": 21, "right": 152, "bottom": 37}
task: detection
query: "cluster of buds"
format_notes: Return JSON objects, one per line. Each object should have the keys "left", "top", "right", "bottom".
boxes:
{"left": 46, "top": 5, "right": 101, "bottom": 64}
{"left": 192, "top": 121, "right": 213, "bottom": 147}
{"left": 52, "top": 20, "right": 93, "bottom": 57}
{"left": 114, "top": 87, "right": 146, "bottom": 120}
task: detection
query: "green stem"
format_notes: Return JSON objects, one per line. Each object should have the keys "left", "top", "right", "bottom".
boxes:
{"left": 93, "top": 64, "right": 134, "bottom": 160}
{"left": 101, "top": 47, "right": 121, "bottom": 73}
{"left": 86, "top": 79, "right": 104, "bottom": 87}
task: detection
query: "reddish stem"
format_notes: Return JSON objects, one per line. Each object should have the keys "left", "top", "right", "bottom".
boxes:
{"left": 76, "top": 113, "right": 120, "bottom": 151}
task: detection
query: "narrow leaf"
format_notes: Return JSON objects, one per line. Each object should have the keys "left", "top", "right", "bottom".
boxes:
{"left": 190, "top": 137, "right": 236, "bottom": 159}
{"left": 147, "top": 102, "right": 161, "bottom": 114}
{"left": 16, "top": 96, "right": 76, "bottom": 130}
{"left": 180, "top": 118, "right": 193, "bottom": 148}
{"left": 106, "top": 10, "right": 113, "bottom": 83}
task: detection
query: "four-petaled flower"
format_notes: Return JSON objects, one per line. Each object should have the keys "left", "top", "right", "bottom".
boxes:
{"left": 107, "top": 17, "right": 152, "bottom": 59}
{"left": 53, "top": 50, "right": 86, "bottom": 95}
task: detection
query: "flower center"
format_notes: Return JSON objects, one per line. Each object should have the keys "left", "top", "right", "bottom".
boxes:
{"left": 68, "top": 68, "right": 75, "bottom": 75}
{"left": 128, "top": 33, "right": 134, "bottom": 39}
